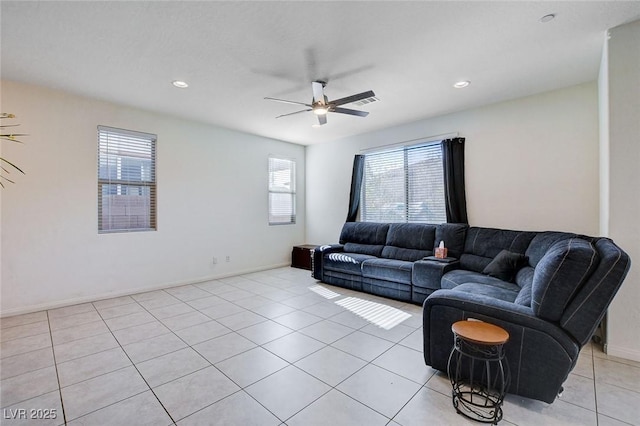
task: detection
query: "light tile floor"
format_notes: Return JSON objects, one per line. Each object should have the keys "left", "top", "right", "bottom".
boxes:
{"left": 1, "top": 267, "right": 639, "bottom": 425}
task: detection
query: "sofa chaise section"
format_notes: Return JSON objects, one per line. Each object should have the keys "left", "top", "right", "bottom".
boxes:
{"left": 423, "top": 231, "right": 630, "bottom": 403}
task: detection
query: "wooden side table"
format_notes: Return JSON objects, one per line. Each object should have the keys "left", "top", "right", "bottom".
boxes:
{"left": 447, "top": 320, "right": 510, "bottom": 424}
{"left": 291, "top": 244, "right": 318, "bottom": 270}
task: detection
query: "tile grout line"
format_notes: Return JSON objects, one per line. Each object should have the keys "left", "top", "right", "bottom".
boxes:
{"left": 45, "top": 310, "right": 68, "bottom": 426}
{"left": 592, "top": 343, "right": 600, "bottom": 425}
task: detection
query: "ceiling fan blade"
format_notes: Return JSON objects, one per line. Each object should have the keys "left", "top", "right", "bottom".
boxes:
{"left": 331, "top": 107, "right": 369, "bottom": 117}
{"left": 317, "top": 114, "right": 327, "bottom": 126}
{"left": 264, "top": 97, "right": 312, "bottom": 107}
{"left": 330, "top": 90, "right": 376, "bottom": 106}
{"left": 312, "top": 81, "right": 325, "bottom": 104}
{"left": 276, "top": 109, "right": 312, "bottom": 118}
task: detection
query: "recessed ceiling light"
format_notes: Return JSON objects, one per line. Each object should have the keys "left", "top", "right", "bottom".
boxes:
{"left": 453, "top": 81, "right": 470, "bottom": 89}
{"left": 540, "top": 14, "right": 556, "bottom": 23}
{"left": 172, "top": 80, "right": 189, "bottom": 88}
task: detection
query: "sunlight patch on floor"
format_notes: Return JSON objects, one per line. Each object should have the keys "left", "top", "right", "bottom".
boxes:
{"left": 335, "top": 296, "right": 411, "bottom": 330}
{"left": 308, "top": 285, "right": 341, "bottom": 300}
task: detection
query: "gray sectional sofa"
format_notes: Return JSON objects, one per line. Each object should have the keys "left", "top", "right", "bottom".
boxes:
{"left": 312, "top": 222, "right": 467, "bottom": 303}
{"left": 312, "top": 221, "right": 630, "bottom": 403}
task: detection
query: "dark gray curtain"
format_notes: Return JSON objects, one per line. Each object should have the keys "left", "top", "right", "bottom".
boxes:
{"left": 346, "top": 155, "right": 365, "bottom": 222}
{"left": 442, "top": 138, "right": 468, "bottom": 224}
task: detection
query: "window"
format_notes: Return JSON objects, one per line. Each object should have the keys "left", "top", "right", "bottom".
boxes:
{"left": 98, "top": 126, "right": 156, "bottom": 233}
{"left": 268, "top": 157, "right": 296, "bottom": 225}
{"left": 361, "top": 141, "right": 446, "bottom": 223}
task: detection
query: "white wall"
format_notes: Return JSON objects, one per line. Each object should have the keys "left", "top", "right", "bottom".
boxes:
{"left": 601, "top": 20, "right": 640, "bottom": 361}
{"left": 0, "top": 80, "right": 306, "bottom": 316}
{"left": 306, "top": 82, "right": 600, "bottom": 244}
{"left": 598, "top": 34, "right": 610, "bottom": 238}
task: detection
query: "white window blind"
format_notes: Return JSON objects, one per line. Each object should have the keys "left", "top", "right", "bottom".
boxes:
{"left": 361, "top": 142, "right": 446, "bottom": 223}
{"left": 268, "top": 157, "right": 296, "bottom": 225}
{"left": 98, "top": 126, "right": 157, "bottom": 233}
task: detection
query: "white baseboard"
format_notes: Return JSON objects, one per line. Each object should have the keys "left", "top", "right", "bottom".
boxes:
{"left": 0, "top": 262, "right": 290, "bottom": 318}
{"left": 604, "top": 343, "right": 640, "bottom": 362}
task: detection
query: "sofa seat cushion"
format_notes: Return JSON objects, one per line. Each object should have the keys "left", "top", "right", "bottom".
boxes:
{"left": 361, "top": 258, "right": 414, "bottom": 285}
{"left": 442, "top": 270, "right": 520, "bottom": 293}
{"left": 324, "top": 252, "right": 376, "bottom": 275}
{"left": 451, "top": 283, "right": 520, "bottom": 303}
{"left": 532, "top": 238, "right": 599, "bottom": 321}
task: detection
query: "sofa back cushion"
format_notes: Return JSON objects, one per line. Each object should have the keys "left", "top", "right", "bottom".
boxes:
{"left": 381, "top": 223, "right": 436, "bottom": 261}
{"left": 460, "top": 227, "right": 537, "bottom": 273}
{"left": 531, "top": 238, "right": 599, "bottom": 321}
{"left": 343, "top": 243, "right": 384, "bottom": 257}
{"left": 339, "top": 222, "right": 389, "bottom": 257}
{"left": 525, "top": 231, "right": 577, "bottom": 267}
{"left": 434, "top": 223, "right": 468, "bottom": 259}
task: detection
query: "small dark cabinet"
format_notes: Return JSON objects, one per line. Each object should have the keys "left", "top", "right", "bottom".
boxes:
{"left": 291, "top": 244, "right": 318, "bottom": 270}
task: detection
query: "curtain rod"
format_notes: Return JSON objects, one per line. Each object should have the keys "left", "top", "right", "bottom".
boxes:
{"left": 359, "top": 132, "right": 459, "bottom": 154}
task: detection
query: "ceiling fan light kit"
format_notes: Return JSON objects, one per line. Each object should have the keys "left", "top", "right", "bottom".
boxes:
{"left": 265, "top": 80, "right": 375, "bottom": 126}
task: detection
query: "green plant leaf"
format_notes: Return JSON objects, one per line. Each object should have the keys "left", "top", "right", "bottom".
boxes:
{"left": 0, "top": 157, "right": 25, "bottom": 174}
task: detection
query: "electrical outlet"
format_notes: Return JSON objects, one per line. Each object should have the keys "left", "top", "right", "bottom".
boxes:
{"left": 226, "top": 256, "right": 230, "bottom": 262}
{"left": 212, "top": 257, "right": 218, "bottom": 264}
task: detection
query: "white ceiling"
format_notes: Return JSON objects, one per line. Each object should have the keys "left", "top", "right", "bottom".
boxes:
{"left": 2, "top": 1, "right": 639, "bottom": 145}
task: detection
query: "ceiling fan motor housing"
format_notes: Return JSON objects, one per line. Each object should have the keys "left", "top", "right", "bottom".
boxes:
{"left": 266, "top": 81, "right": 374, "bottom": 125}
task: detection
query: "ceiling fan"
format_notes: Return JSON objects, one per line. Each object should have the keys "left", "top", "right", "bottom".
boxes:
{"left": 265, "top": 81, "right": 375, "bottom": 126}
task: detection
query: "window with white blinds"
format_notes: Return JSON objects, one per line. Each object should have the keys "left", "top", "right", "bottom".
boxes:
{"left": 98, "top": 126, "right": 157, "bottom": 233}
{"left": 268, "top": 157, "right": 296, "bottom": 225}
{"left": 361, "top": 141, "right": 446, "bottom": 223}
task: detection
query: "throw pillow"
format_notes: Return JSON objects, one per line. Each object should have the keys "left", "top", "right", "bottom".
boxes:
{"left": 482, "top": 250, "right": 528, "bottom": 282}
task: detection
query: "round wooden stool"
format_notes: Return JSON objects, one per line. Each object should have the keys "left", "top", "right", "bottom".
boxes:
{"left": 447, "top": 320, "right": 510, "bottom": 424}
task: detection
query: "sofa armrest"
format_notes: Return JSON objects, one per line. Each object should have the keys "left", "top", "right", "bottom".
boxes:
{"left": 423, "top": 289, "right": 576, "bottom": 352}
{"left": 422, "top": 289, "right": 580, "bottom": 403}
{"left": 312, "top": 244, "right": 344, "bottom": 280}
{"left": 412, "top": 259, "right": 460, "bottom": 291}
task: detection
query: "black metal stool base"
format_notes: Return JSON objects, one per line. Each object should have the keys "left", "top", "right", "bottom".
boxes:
{"left": 448, "top": 333, "right": 510, "bottom": 425}
{"left": 452, "top": 389, "right": 504, "bottom": 424}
